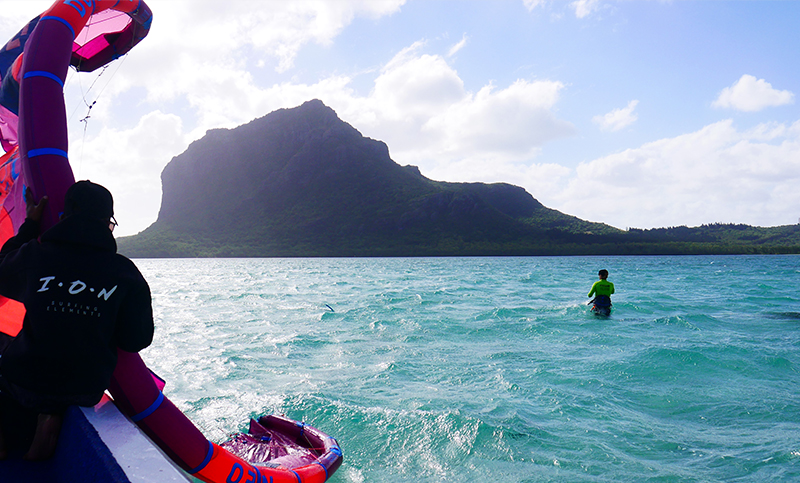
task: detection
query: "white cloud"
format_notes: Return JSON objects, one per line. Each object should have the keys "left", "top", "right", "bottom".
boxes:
{"left": 420, "top": 80, "right": 573, "bottom": 159}
{"left": 329, "top": 44, "right": 575, "bottom": 174}
{"left": 149, "top": 0, "right": 406, "bottom": 73}
{"left": 80, "top": 0, "right": 408, "bottom": 116}
{"left": 69, "top": 111, "right": 188, "bottom": 236}
{"left": 448, "top": 34, "right": 468, "bottom": 57}
{"left": 548, "top": 119, "right": 800, "bottom": 229}
{"left": 593, "top": 100, "right": 639, "bottom": 132}
{"left": 571, "top": 0, "right": 601, "bottom": 18}
{"left": 427, "top": 157, "right": 572, "bottom": 203}
{"left": 523, "top": 0, "right": 547, "bottom": 11}
{"left": 713, "top": 75, "right": 794, "bottom": 112}
{"left": 315, "top": 42, "right": 575, "bottom": 171}
{"left": 522, "top": 0, "right": 602, "bottom": 18}
{"left": 0, "top": 2, "right": 41, "bottom": 31}
{"left": 371, "top": 42, "right": 467, "bottom": 121}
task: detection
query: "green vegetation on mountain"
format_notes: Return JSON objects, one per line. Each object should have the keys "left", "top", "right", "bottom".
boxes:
{"left": 117, "top": 100, "right": 800, "bottom": 257}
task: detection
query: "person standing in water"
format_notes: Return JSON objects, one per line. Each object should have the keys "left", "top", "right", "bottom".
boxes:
{"left": 588, "top": 269, "right": 615, "bottom": 315}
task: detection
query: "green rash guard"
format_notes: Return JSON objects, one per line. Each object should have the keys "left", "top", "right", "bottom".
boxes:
{"left": 588, "top": 279, "right": 615, "bottom": 298}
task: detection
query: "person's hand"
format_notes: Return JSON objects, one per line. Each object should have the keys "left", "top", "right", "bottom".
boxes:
{"left": 25, "top": 187, "right": 48, "bottom": 222}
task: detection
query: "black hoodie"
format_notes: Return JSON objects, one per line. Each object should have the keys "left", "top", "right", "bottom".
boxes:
{"left": 0, "top": 214, "right": 153, "bottom": 401}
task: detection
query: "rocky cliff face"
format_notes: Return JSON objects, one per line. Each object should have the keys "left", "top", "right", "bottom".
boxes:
{"left": 158, "top": 100, "right": 382, "bottom": 227}
{"left": 123, "top": 100, "right": 613, "bottom": 256}
{"left": 155, "top": 101, "right": 546, "bottom": 241}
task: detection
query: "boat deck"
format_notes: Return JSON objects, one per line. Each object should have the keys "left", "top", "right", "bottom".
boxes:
{"left": 0, "top": 398, "right": 190, "bottom": 482}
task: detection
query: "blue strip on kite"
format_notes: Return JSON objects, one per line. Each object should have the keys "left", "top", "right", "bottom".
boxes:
{"left": 22, "top": 71, "right": 64, "bottom": 88}
{"left": 40, "top": 15, "right": 76, "bottom": 40}
{"left": 314, "top": 461, "right": 329, "bottom": 480}
{"left": 188, "top": 441, "right": 214, "bottom": 474}
{"left": 131, "top": 391, "right": 164, "bottom": 422}
{"left": 27, "top": 148, "right": 68, "bottom": 159}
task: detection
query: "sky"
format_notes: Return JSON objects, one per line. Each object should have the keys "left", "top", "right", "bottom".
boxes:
{"left": 2, "top": 0, "right": 799, "bottom": 236}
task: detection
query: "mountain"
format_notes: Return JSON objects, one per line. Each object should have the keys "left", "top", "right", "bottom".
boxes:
{"left": 117, "top": 100, "right": 800, "bottom": 257}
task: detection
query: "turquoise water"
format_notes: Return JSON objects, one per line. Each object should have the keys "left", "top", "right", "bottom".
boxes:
{"left": 133, "top": 256, "right": 800, "bottom": 482}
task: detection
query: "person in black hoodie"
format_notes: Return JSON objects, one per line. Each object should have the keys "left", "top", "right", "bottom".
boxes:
{"left": 0, "top": 181, "right": 154, "bottom": 460}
